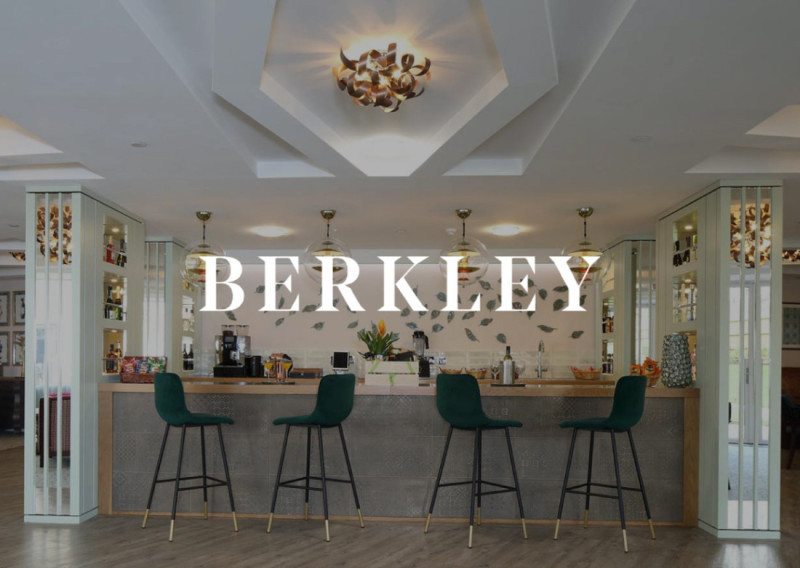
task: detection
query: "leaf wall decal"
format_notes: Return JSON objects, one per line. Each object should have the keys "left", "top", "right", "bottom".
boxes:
{"left": 430, "top": 310, "right": 441, "bottom": 320}
{"left": 553, "top": 299, "right": 565, "bottom": 311}
{"left": 570, "top": 330, "right": 585, "bottom": 339}
{"left": 436, "top": 292, "right": 447, "bottom": 302}
{"left": 302, "top": 304, "right": 318, "bottom": 312}
{"left": 400, "top": 307, "right": 411, "bottom": 317}
{"left": 479, "top": 280, "right": 492, "bottom": 290}
{"left": 278, "top": 296, "right": 285, "bottom": 309}
{"left": 406, "top": 322, "right": 418, "bottom": 330}
{"left": 225, "top": 310, "right": 237, "bottom": 321}
{"left": 462, "top": 312, "right": 475, "bottom": 320}
{"left": 469, "top": 293, "right": 479, "bottom": 302}
{"left": 527, "top": 277, "right": 535, "bottom": 288}
{"left": 275, "top": 317, "right": 285, "bottom": 327}
{"left": 526, "top": 311, "right": 535, "bottom": 319}
{"left": 447, "top": 312, "right": 455, "bottom": 323}
{"left": 432, "top": 324, "right": 444, "bottom": 333}
{"left": 347, "top": 321, "right": 359, "bottom": 329}
{"left": 255, "top": 285, "right": 265, "bottom": 294}
{"left": 537, "top": 324, "right": 556, "bottom": 333}
{"left": 513, "top": 288, "right": 527, "bottom": 297}
{"left": 465, "top": 328, "right": 479, "bottom": 342}
{"left": 312, "top": 322, "right": 325, "bottom": 330}
{"left": 580, "top": 294, "right": 588, "bottom": 306}
{"left": 486, "top": 299, "right": 497, "bottom": 311}
{"left": 538, "top": 289, "right": 548, "bottom": 300}
{"left": 479, "top": 318, "right": 493, "bottom": 327}
{"left": 553, "top": 285, "right": 568, "bottom": 293}
{"left": 496, "top": 333, "right": 507, "bottom": 344}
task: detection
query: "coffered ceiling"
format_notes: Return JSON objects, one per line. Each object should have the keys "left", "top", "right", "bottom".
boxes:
{"left": 1, "top": 0, "right": 800, "bottom": 270}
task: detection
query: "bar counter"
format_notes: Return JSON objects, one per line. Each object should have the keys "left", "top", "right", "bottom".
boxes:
{"left": 99, "top": 379, "right": 698, "bottom": 526}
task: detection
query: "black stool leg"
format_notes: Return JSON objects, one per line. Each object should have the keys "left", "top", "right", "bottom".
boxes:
{"left": 338, "top": 424, "right": 364, "bottom": 528}
{"left": 555, "top": 428, "right": 578, "bottom": 540}
{"left": 200, "top": 426, "right": 209, "bottom": 520}
{"left": 476, "top": 428, "right": 483, "bottom": 526}
{"left": 425, "top": 425, "right": 453, "bottom": 533}
{"left": 143, "top": 423, "right": 169, "bottom": 529}
{"left": 610, "top": 431, "right": 627, "bottom": 552}
{"left": 169, "top": 425, "right": 187, "bottom": 542}
{"left": 304, "top": 426, "right": 312, "bottom": 520}
{"left": 468, "top": 427, "right": 481, "bottom": 548}
{"left": 268, "top": 425, "right": 290, "bottom": 533}
{"left": 318, "top": 425, "right": 330, "bottom": 542}
{"left": 505, "top": 427, "right": 528, "bottom": 539}
{"left": 627, "top": 429, "right": 655, "bottom": 539}
{"left": 584, "top": 430, "right": 595, "bottom": 528}
{"left": 217, "top": 424, "right": 238, "bottom": 533}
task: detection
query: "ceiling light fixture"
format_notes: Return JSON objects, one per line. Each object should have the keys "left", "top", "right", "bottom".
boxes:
{"left": 562, "top": 207, "right": 606, "bottom": 285}
{"left": 182, "top": 211, "right": 227, "bottom": 289}
{"left": 250, "top": 225, "right": 292, "bottom": 238}
{"left": 302, "top": 209, "right": 351, "bottom": 283}
{"left": 334, "top": 42, "right": 431, "bottom": 113}
{"left": 487, "top": 224, "right": 523, "bottom": 236}
{"left": 439, "top": 208, "right": 489, "bottom": 287}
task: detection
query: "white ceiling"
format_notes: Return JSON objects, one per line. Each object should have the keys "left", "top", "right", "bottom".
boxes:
{"left": 1, "top": 0, "right": 800, "bottom": 265}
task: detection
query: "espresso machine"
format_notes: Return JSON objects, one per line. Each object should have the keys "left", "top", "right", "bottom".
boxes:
{"left": 214, "top": 324, "right": 250, "bottom": 377}
{"left": 413, "top": 330, "right": 431, "bottom": 378}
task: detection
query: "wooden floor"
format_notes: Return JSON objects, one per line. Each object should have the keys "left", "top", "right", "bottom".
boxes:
{"left": 1, "top": 446, "right": 799, "bottom": 568}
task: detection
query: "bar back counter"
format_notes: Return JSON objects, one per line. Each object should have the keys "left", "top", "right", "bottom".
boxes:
{"left": 98, "top": 380, "right": 698, "bottom": 527}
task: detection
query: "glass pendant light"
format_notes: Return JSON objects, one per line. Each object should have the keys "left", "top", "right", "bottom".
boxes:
{"left": 439, "top": 208, "right": 489, "bottom": 287}
{"left": 561, "top": 207, "right": 607, "bottom": 285}
{"left": 302, "top": 209, "right": 351, "bottom": 283}
{"left": 182, "top": 211, "right": 228, "bottom": 288}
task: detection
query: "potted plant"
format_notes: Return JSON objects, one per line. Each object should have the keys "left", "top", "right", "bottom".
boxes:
{"left": 357, "top": 320, "right": 399, "bottom": 360}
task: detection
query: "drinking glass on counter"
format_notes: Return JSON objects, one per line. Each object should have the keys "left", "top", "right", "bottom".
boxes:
{"left": 490, "top": 359, "right": 501, "bottom": 382}
{"left": 264, "top": 361, "right": 274, "bottom": 379}
{"left": 516, "top": 361, "right": 526, "bottom": 380}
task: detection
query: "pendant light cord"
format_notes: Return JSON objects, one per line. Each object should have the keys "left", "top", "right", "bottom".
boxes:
{"left": 202, "top": 221, "right": 207, "bottom": 244}
{"left": 583, "top": 218, "right": 587, "bottom": 240}
{"left": 327, "top": 220, "right": 331, "bottom": 239}
{"left": 462, "top": 219, "right": 466, "bottom": 239}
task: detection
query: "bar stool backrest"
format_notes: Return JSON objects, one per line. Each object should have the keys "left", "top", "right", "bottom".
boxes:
{"left": 607, "top": 375, "right": 648, "bottom": 430}
{"left": 312, "top": 374, "right": 356, "bottom": 426}
{"left": 154, "top": 372, "right": 192, "bottom": 426}
{"left": 435, "top": 374, "right": 485, "bottom": 428}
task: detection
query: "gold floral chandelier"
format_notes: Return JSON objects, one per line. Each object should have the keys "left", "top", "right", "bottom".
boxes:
{"left": 333, "top": 42, "right": 431, "bottom": 112}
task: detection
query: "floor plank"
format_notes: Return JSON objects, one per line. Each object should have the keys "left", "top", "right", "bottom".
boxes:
{"left": 0, "top": 446, "right": 798, "bottom": 567}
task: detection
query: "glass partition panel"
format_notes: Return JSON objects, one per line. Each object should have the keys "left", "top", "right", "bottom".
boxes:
{"left": 727, "top": 186, "right": 772, "bottom": 530}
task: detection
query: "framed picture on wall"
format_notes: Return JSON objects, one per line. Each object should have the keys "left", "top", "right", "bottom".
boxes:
{"left": 0, "top": 292, "right": 8, "bottom": 325}
{"left": 0, "top": 332, "right": 8, "bottom": 365}
{"left": 11, "top": 331, "right": 24, "bottom": 366}
{"left": 12, "top": 291, "right": 24, "bottom": 325}
{"left": 783, "top": 303, "right": 800, "bottom": 349}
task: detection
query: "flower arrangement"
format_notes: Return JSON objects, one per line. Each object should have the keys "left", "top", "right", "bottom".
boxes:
{"left": 357, "top": 320, "right": 400, "bottom": 360}
{"left": 629, "top": 357, "right": 661, "bottom": 387}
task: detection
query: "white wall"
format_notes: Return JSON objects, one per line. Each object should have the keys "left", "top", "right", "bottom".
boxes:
{"left": 0, "top": 276, "right": 24, "bottom": 377}
{"left": 199, "top": 262, "right": 597, "bottom": 376}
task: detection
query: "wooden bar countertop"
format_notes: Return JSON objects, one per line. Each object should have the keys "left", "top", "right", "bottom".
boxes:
{"left": 99, "top": 377, "right": 699, "bottom": 398}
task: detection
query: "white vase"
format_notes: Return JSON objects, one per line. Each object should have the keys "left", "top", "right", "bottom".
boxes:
{"left": 661, "top": 333, "right": 693, "bottom": 388}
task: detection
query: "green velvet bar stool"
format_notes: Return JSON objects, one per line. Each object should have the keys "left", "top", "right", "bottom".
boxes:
{"left": 554, "top": 375, "right": 654, "bottom": 553}
{"left": 142, "top": 373, "right": 238, "bottom": 542}
{"left": 425, "top": 374, "right": 527, "bottom": 548}
{"left": 267, "top": 374, "right": 363, "bottom": 542}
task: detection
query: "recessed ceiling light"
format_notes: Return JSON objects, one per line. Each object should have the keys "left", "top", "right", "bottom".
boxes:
{"left": 487, "top": 224, "right": 524, "bottom": 236}
{"left": 111, "top": 227, "right": 120, "bottom": 233}
{"left": 630, "top": 135, "right": 653, "bottom": 143}
{"left": 130, "top": 141, "right": 148, "bottom": 148}
{"left": 110, "top": 278, "right": 118, "bottom": 283}
{"left": 684, "top": 224, "right": 693, "bottom": 230}
{"left": 250, "top": 225, "right": 291, "bottom": 238}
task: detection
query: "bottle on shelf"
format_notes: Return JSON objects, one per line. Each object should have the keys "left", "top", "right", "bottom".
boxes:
{"left": 105, "top": 285, "right": 113, "bottom": 319}
{"left": 182, "top": 346, "right": 189, "bottom": 370}
{"left": 114, "top": 341, "right": 122, "bottom": 361}
{"left": 501, "top": 345, "right": 515, "bottom": 385}
{"left": 117, "top": 238, "right": 126, "bottom": 267}
{"left": 187, "top": 345, "right": 194, "bottom": 371}
{"left": 105, "top": 344, "right": 117, "bottom": 373}
{"left": 105, "top": 235, "right": 114, "bottom": 264}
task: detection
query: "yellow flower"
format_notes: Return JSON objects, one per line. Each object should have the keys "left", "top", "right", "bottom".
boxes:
{"left": 377, "top": 319, "right": 386, "bottom": 336}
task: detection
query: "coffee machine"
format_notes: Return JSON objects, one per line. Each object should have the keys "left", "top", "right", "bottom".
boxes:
{"left": 412, "top": 330, "right": 431, "bottom": 378}
{"left": 214, "top": 324, "right": 250, "bottom": 377}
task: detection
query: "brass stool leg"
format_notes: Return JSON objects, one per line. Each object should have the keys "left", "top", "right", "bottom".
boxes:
{"left": 425, "top": 426, "right": 453, "bottom": 534}
{"left": 610, "top": 431, "right": 627, "bottom": 553}
{"left": 217, "top": 424, "right": 238, "bottom": 533}
{"left": 143, "top": 423, "right": 170, "bottom": 529}
{"left": 169, "top": 425, "right": 187, "bottom": 542}
{"left": 554, "top": 428, "right": 578, "bottom": 540}
{"left": 268, "top": 425, "right": 291, "bottom": 533}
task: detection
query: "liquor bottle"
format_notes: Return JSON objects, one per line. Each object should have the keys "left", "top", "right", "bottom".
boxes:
{"left": 105, "top": 235, "right": 114, "bottom": 264}
{"left": 187, "top": 345, "right": 194, "bottom": 371}
{"left": 105, "top": 286, "right": 113, "bottom": 319}
{"left": 105, "top": 344, "right": 117, "bottom": 374}
{"left": 117, "top": 238, "right": 126, "bottom": 267}
{"left": 114, "top": 341, "right": 122, "bottom": 363}
{"left": 502, "top": 345, "right": 515, "bottom": 385}
{"left": 182, "top": 346, "right": 189, "bottom": 371}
